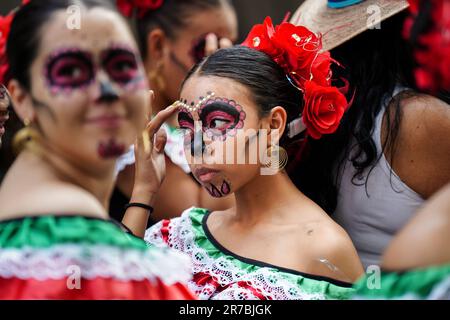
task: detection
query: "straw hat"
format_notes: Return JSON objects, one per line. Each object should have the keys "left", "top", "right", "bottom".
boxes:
{"left": 290, "top": 0, "right": 409, "bottom": 51}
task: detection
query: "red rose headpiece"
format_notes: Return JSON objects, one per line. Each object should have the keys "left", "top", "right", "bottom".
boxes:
{"left": 117, "top": 0, "right": 164, "bottom": 19}
{"left": 404, "top": 0, "right": 450, "bottom": 93}
{"left": 242, "top": 17, "right": 350, "bottom": 140}
{"left": 0, "top": 0, "right": 30, "bottom": 85}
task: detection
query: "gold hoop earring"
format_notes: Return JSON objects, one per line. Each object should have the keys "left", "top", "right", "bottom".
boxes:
{"left": 148, "top": 61, "right": 166, "bottom": 91}
{"left": 12, "top": 119, "right": 41, "bottom": 154}
{"left": 262, "top": 145, "right": 288, "bottom": 172}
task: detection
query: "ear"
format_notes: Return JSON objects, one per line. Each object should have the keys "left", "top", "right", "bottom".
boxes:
{"left": 8, "top": 80, "right": 36, "bottom": 123}
{"left": 145, "top": 28, "right": 168, "bottom": 69}
{"left": 266, "top": 106, "right": 287, "bottom": 146}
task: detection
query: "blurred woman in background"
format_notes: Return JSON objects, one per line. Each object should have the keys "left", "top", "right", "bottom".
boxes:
{"left": 112, "top": 0, "right": 238, "bottom": 224}
{"left": 0, "top": 0, "right": 194, "bottom": 299}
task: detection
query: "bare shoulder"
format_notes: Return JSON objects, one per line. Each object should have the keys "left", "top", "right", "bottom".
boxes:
{"left": 386, "top": 93, "right": 450, "bottom": 197}
{"left": 397, "top": 93, "right": 450, "bottom": 148}
{"left": 382, "top": 184, "right": 450, "bottom": 270}
{"left": 303, "top": 219, "right": 364, "bottom": 283}
{"left": 399, "top": 93, "right": 450, "bottom": 136}
{"left": 0, "top": 181, "right": 106, "bottom": 220}
{"left": 289, "top": 196, "right": 363, "bottom": 283}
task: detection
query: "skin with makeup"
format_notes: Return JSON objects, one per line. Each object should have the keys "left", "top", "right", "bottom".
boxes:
{"left": 0, "top": 86, "right": 10, "bottom": 147}
{"left": 0, "top": 0, "right": 194, "bottom": 299}
{"left": 114, "top": 0, "right": 238, "bottom": 223}
{"left": 125, "top": 47, "right": 364, "bottom": 299}
{"left": 1, "top": 11, "right": 151, "bottom": 216}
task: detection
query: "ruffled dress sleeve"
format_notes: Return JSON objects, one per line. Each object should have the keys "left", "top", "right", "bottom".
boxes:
{"left": 0, "top": 215, "right": 196, "bottom": 300}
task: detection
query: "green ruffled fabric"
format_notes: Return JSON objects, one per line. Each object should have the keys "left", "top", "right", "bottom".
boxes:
{"left": 354, "top": 264, "right": 450, "bottom": 299}
{"left": 0, "top": 215, "right": 148, "bottom": 250}
{"left": 189, "top": 208, "right": 355, "bottom": 300}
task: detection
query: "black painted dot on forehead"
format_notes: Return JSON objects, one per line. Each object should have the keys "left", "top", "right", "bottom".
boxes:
{"left": 190, "top": 102, "right": 195, "bottom": 106}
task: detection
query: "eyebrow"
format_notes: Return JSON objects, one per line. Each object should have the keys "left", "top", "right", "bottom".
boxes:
{"left": 199, "top": 100, "right": 241, "bottom": 113}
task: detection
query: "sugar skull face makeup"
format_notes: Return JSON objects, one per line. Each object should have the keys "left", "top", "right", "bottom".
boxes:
{"left": 205, "top": 179, "right": 232, "bottom": 198}
{"left": 177, "top": 91, "right": 247, "bottom": 143}
{"left": 45, "top": 45, "right": 145, "bottom": 95}
{"left": 178, "top": 75, "right": 269, "bottom": 198}
{"left": 25, "top": 8, "right": 150, "bottom": 168}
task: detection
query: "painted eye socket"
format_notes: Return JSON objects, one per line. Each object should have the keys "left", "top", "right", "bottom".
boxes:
{"left": 200, "top": 105, "right": 240, "bottom": 133}
{"left": 178, "top": 111, "right": 195, "bottom": 132}
{"left": 47, "top": 52, "right": 93, "bottom": 88}
{"left": 104, "top": 49, "right": 139, "bottom": 84}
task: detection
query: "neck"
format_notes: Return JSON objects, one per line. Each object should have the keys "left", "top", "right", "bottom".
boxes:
{"left": 233, "top": 170, "right": 303, "bottom": 225}
{"left": 36, "top": 145, "right": 116, "bottom": 210}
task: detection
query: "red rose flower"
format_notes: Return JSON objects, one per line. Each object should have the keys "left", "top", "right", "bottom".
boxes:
{"left": 117, "top": 0, "right": 164, "bottom": 18}
{"left": 272, "top": 22, "right": 322, "bottom": 87}
{"left": 303, "top": 80, "right": 348, "bottom": 139}
{"left": 242, "top": 16, "right": 349, "bottom": 140}
{"left": 311, "top": 51, "right": 332, "bottom": 87}
{"left": 242, "top": 17, "right": 282, "bottom": 59}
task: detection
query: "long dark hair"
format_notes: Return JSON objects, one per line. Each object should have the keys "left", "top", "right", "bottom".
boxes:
{"left": 290, "top": 12, "right": 426, "bottom": 214}
{"left": 135, "top": 0, "right": 232, "bottom": 58}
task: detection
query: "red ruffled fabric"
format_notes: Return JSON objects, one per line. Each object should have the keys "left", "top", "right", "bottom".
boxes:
{"left": 0, "top": 277, "right": 197, "bottom": 300}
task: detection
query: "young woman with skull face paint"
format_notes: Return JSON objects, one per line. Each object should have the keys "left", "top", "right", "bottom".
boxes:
{"left": 0, "top": 0, "right": 195, "bottom": 299}
{"left": 129, "top": 18, "right": 365, "bottom": 300}
{"left": 111, "top": 0, "right": 238, "bottom": 225}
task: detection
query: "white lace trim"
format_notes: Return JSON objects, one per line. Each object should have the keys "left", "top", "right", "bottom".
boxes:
{"left": 145, "top": 209, "right": 327, "bottom": 300}
{"left": 114, "top": 123, "right": 191, "bottom": 175}
{"left": 0, "top": 243, "right": 192, "bottom": 285}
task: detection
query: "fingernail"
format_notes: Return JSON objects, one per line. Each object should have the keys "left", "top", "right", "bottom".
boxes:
{"left": 156, "top": 142, "right": 163, "bottom": 153}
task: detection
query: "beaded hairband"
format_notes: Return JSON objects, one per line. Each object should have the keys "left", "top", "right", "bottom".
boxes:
{"left": 175, "top": 91, "right": 216, "bottom": 112}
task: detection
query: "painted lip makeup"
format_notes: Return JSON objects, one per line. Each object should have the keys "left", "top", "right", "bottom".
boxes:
{"left": 194, "top": 167, "right": 220, "bottom": 183}
{"left": 86, "top": 114, "right": 125, "bottom": 129}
